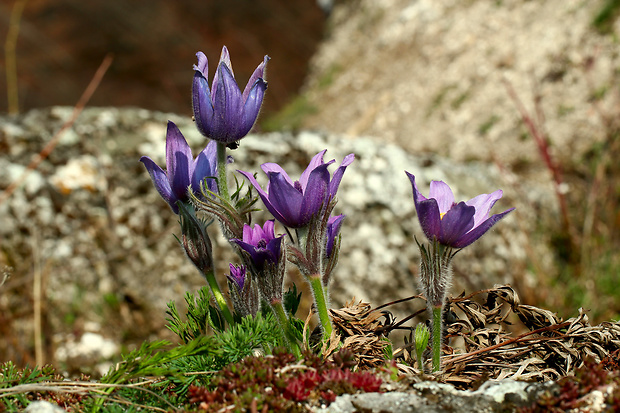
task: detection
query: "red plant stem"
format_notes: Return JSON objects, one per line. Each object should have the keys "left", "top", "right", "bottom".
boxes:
{"left": 502, "top": 79, "right": 577, "bottom": 256}
{"left": 0, "top": 54, "right": 114, "bottom": 206}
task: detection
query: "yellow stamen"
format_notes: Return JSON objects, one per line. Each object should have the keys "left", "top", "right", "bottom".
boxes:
{"left": 440, "top": 212, "right": 446, "bottom": 220}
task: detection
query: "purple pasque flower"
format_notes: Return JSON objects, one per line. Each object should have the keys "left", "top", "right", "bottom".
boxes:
{"left": 227, "top": 263, "right": 260, "bottom": 317}
{"left": 227, "top": 263, "right": 247, "bottom": 292}
{"left": 232, "top": 220, "right": 284, "bottom": 272}
{"left": 192, "top": 46, "right": 269, "bottom": 144}
{"left": 238, "top": 150, "right": 355, "bottom": 228}
{"left": 406, "top": 172, "right": 514, "bottom": 249}
{"left": 326, "top": 214, "right": 345, "bottom": 258}
{"left": 140, "top": 121, "right": 218, "bottom": 214}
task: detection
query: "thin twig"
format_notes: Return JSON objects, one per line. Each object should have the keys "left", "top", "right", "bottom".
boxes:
{"left": 0, "top": 381, "right": 177, "bottom": 411}
{"left": 372, "top": 294, "right": 425, "bottom": 311}
{"left": 0, "top": 54, "right": 113, "bottom": 206}
{"left": 444, "top": 321, "right": 571, "bottom": 365}
{"left": 502, "top": 77, "right": 577, "bottom": 261}
{"left": 32, "top": 229, "right": 43, "bottom": 366}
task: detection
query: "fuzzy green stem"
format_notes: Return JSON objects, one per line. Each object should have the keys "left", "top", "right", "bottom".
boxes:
{"left": 216, "top": 142, "right": 230, "bottom": 202}
{"left": 431, "top": 305, "right": 443, "bottom": 372}
{"left": 270, "top": 299, "right": 301, "bottom": 358}
{"left": 204, "top": 269, "right": 234, "bottom": 326}
{"left": 309, "top": 274, "right": 332, "bottom": 341}
{"left": 296, "top": 226, "right": 309, "bottom": 250}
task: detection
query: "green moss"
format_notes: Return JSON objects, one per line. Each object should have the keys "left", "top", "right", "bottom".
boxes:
{"left": 590, "top": 85, "right": 610, "bottom": 101}
{"left": 477, "top": 114, "right": 501, "bottom": 136}
{"left": 261, "top": 94, "right": 317, "bottom": 132}
{"left": 592, "top": 0, "right": 620, "bottom": 34}
{"left": 557, "top": 104, "right": 575, "bottom": 117}
{"left": 426, "top": 84, "right": 458, "bottom": 117}
{"left": 317, "top": 64, "right": 342, "bottom": 89}
{"left": 450, "top": 90, "right": 471, "bottom": 110}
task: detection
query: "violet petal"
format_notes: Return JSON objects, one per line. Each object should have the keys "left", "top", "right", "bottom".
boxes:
{"left": 267, "top": 172, "right": 305, "bottom": 227}
{"left": 165, "top": 122, "right": 192, "bottom": 202}
{"left": 466, "top": 190, "right": 503, "bottom": 228}
{"left": 438, "top": 202, "right": 475, "bottom": 246}
{"left": 140, "top": 156, "right": 175, "bottom": 211}
{"left": 452, "top": 208, "right": 515, "bottom": 248}
{"left": 429, "top": 181, "right": 455, "bottom": 214}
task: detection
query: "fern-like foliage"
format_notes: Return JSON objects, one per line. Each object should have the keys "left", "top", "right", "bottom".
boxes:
{"left": 166, "top": 286, "right": 215, "bottom": 343}
{"left": 101, "top": 337, "right": 218, "bottom": 385}
{"left": 216, "top": 312, "right": 284, "bottom": 366}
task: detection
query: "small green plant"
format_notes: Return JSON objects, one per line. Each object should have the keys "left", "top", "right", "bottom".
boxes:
{"left": 414, "top": 323, "right": 430, "bottom": 372}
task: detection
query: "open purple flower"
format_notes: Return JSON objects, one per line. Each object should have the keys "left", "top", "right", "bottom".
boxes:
{"left": 232, "top": 220, "right": 284, "bottom": 272}
{"left": 238, "top": 150, "right": 355, "bottom": 228}
{"left": 406, "top": 172, "right": 514, "bottom": 249}
{"left": 140, "top": 121, "right": 218, "bottom": 214}
{"left": 192, "top": 46, "right": 269, "bottom": 144}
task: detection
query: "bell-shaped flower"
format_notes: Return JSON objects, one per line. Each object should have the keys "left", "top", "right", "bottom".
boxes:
{"left": 406, "top": 172, "right": 514, "bottom": 249}
{"left": 232, "top": 220, "right": 284, "bottom": 272}
{"left": 192, "top": 46, "right": 269, "bottom": 144}
{"left": 140, "top": 121, "right": 218, "bottom": 214}
{"left": 238, "top": 150, "right": 355, "bottom": 228}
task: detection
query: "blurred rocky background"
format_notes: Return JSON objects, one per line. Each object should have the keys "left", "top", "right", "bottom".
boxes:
{"left": 0, "top": 0, "right": 325, "bottom": 116}
{"left": 1, "top": 0, "right": 619, "bottom": 374}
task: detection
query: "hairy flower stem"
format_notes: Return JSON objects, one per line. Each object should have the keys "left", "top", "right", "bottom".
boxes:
{"left": 431, "top": 305, "right": 443, "bottom": 372}
{"left": 309, "top": 274, "right": 333, "bottom": 342}
{"left": 295, "top": 226, "right": 309, "bottom": 251}
{"left": 270, "top": 299, "right": 301, "bottom": 357}
{"left": 216, "top": 142, "right": 230, "bottom": 202}
{"left": 418, "top": 239, "right": 457, "bottom": 372}
{"left": 204, "top": 269, "right": 234, "bottom": 326}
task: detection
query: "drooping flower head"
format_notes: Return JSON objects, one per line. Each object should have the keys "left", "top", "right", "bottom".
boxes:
{"left": 177, "top": 202, "right": 213, "bottom": 275}
{"left": 238, "top": 150, "right": 355, "bottom": 228}
{"left": 192, "top": 46, "right": 269, "bottom": 144}
{"left": 232, "top": 220, "right": 284, "bottom": 272}
{"left": 140, "top": 121, "right": 218, "bottom": 213}
{"left": 406, "top": 172, "right": 514, "bottom": 249}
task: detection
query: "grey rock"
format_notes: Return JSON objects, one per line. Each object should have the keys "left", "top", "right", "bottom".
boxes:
{"left": 0, "top": 107, "right": 553, "bottom": 351}
{"left": 24, "top": 401, "right": 66, "bottom": 413}
{"left": 315, "top": 380, "right": 555, "bottom": 413}
{"left": 302, "top": 0, "right": 619, "bottom": 171}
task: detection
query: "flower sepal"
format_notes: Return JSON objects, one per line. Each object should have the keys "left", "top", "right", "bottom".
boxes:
{"left": 177, "top": 202, "right": 214, "bottom": 275}
{"left": 192, "top": 173, "right": 260, "bottom": 241}
{"left": 227, "top": 264, "right": 260, "bottom": 318}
